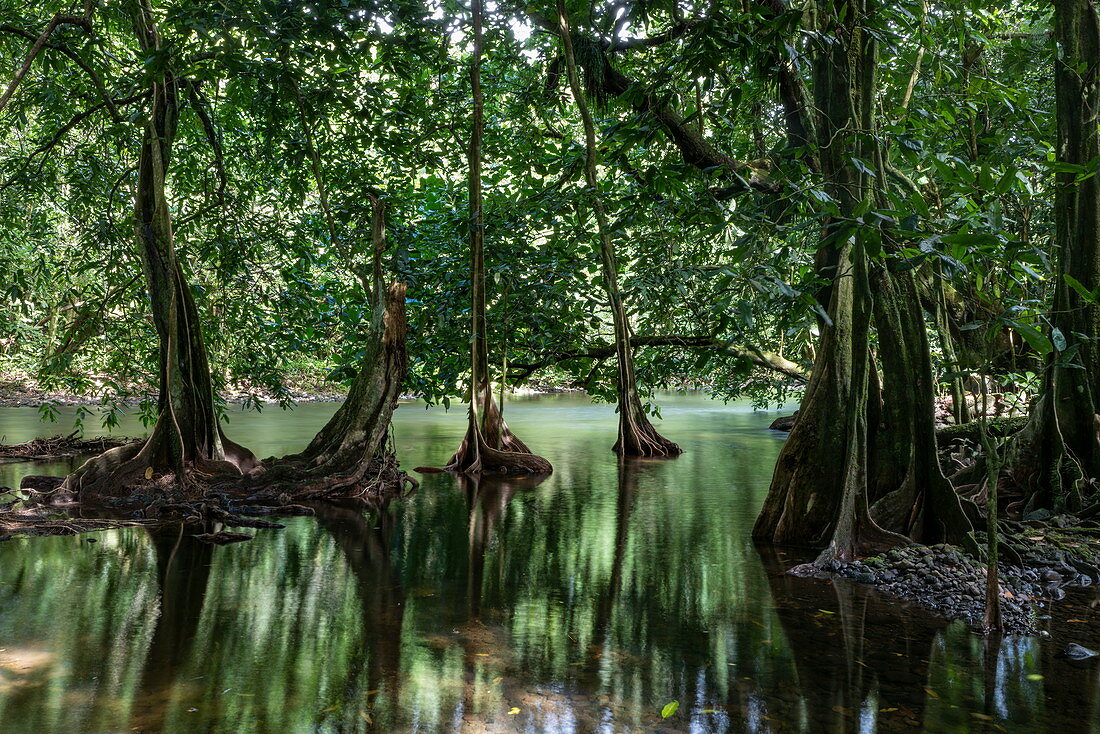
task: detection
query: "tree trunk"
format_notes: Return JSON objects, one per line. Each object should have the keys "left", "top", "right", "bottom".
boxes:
{"left": 867, "top": 265, "right": 974, "bottom": 545}
{"left": 556, "top": 0, "right": 681, "bottom": 458}
{"left": 754, "top": 0, "right": 906, "bottom": 561}
{"left": 248, "top": 196, "right": 411, "bottom": 498}
{"left": 446, "top": 0, "right": 551, "bottom": 475}
{"left": 63, "top": 1, "right": 255, "bottom": 500}
{"left": 1007, "top": 0, "right": 1100, "bottom": 511}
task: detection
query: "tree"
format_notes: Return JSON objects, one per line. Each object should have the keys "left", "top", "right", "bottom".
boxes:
{"left": 445, "top": 0, "right": 552, "bottom": 475}
{"left": 555, "top": 0, "right": 681, "bottom": 457}
{"left": 753, "top": 0, "right": 973, "bottom": 562}
{"left": 60, "top": 0, "right": 258, "bottom": 499}
{"left": 1006, "top": 0, "right": 1100, "bottom": 511}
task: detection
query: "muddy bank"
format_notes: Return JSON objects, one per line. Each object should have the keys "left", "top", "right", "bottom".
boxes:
{"left": 0, "top": 375, "right": 349, "bottom": 408}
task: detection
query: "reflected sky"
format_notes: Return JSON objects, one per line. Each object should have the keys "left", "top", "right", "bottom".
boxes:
{"left": 1, "top": 394, "right": 1098, "bottom": 732}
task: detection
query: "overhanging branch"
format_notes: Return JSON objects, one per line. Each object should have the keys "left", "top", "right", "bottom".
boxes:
{"left": 509, "top": 335, "right": 809, "bottom": 382}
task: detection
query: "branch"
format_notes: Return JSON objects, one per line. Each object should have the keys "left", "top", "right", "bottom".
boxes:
{"left": 608, "top": 20, "right": 702, "bottom": 51}
{"left": 508, "top": 335, "right": 810, "bottom": 382}
{"left": 0, "top": 24, "right": 122, "bottom": 124}
{"left": 0, "top": 91, "right": 149, "bottom": 193}
{"left": 0, "top": 3, "right": 96, "bottom": 116}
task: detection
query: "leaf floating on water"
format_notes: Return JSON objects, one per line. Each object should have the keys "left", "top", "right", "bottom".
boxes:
{"left": 879, "top": 708, "right": 898, "bottom": 713}
{"left": 971, "top": 712, "right": 993, "bottom": 720}
{"left": 923, "top": 687, "right": 939, "bottom": 699}
{"left": 1067, "top": 619, "right": 1088, "bottom": 623}
{"left": 661, "top": 701, "right": 680, "bottom": 719}
{"left": 321, "top": 706, "right": 339, "bottom": 713}
{"left": 508, "top": 707, "right": 520, "bottom": 715}
{"left": 817, "top": 609, "right": 835, "bottom": 615}
{"left": 1026, "top": 674, "right": 1044, "bottom": 681}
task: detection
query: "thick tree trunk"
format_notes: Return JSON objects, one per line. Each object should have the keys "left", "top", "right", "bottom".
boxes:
{"left": 868, "top": 265, "right": 974, "bottom": 544}
{"left": 63, "top": 2, "right": 255, "bottom": 500}
{"left": 754, "top": 0, "right": 906, "bottom": 561}
{"left": 557, "top": 0, "right": 681, "bottom": 458}
{"left": 446, "top": 0, "right": 551, "bottom": 475}
{"left": 1007, "top": 0, "right": 1100, "bottom": 511}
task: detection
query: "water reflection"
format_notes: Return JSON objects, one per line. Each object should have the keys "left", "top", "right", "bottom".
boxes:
{"left": 0, "top": 395, "right": 1098, "bottom": 731}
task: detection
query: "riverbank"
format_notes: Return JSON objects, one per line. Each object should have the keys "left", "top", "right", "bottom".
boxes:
{"left": 0, "top": 373, "right": 582, "bottom": 408}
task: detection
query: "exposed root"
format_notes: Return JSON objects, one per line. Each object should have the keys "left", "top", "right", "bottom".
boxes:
{"left": 613, "top": 400, "right": 682, "bottom": 458}
{"left": 445, "top": 422, "right": 553, "bottom": 476}
{"left": 234, "top": 448, "right": 417, "bottom": 502}
{"left": 0, "top": 432, "right": 136, "bottom": 461}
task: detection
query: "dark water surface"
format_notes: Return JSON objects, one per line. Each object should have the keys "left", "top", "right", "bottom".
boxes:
{"left": 1, "top": 393, "right": 1099, "bottom": 733}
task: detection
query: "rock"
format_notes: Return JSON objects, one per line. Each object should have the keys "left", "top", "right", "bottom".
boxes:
{"left": 1041, "top": 569, "right": 1063, "bottom": 583}
{"left": 769, "top": 412, "right": 798, "bottom": 431}
{"left": 1064, "top": 643, "right": 1099, "bottom": 661}
{"left": 1024, "top": 509, "right": 1052, "bottom": 522}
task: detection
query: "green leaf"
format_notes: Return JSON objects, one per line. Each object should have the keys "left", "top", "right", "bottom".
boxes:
{"left": 1064, "top": 275, "right": 1098, "bottom": 303}
{"left": 1011, "top": 321, "right": 1053, "bottom": 356}
{"left": 1051, "top": 328, "right": 1067, "bottom": 352}
{"left": 661, "top": 701, "right": 680, "bottom": 719}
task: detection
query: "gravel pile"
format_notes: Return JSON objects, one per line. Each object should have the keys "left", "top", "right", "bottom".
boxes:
{"left": 823, "top": 544, "right": 1053, "bottom": 634}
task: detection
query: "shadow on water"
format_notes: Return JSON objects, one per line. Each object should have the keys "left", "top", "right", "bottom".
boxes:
{"left": 2, "top": 395, "right": 1100, "bottom": 731}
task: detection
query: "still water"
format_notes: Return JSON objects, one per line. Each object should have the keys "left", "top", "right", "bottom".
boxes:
{"left": 0, "top": 393, "right": 1098, "bottom": 733}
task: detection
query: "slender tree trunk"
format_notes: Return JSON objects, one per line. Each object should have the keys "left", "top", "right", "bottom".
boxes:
{"left": 979, "top": 385, "right": 1002, "bottom": 633}
{"left": 556, "top": 0, "right": 681, "bottom": 457}
{"left": 933, "top": 267, "right": 971, "bottom": 425}
{"left": 446, "top": 0, "right": 551, "bottom": 475}
{"left": 63, "top": 0, "right": 255, "bottom": 499}
{"left": 1007, "top": 0, "right": 1100, "bottom": 510}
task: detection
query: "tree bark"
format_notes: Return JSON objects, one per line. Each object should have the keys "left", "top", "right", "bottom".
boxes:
{"left": 754, "top": 0, "right": 907, "bottom": 561}
{"left": 867, "top": 264, "right": 974, "bottom": 545}
{"left": 557, "top": 0, "right": 681, "bottom": 458}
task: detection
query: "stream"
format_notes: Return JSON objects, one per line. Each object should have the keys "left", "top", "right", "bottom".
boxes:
{"left": 0, "top": 393, "right": 1098, "bottom": 732}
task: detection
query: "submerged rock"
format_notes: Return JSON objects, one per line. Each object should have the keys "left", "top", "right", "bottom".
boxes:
{"left": 768, "top": 412, "right": 798, "bottom": 431}
{"left": 1064, "top": 643, "right": 1099, "bottom": 660}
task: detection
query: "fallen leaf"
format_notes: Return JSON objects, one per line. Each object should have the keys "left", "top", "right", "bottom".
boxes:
{"left": 508, "top": 707, "right": 520, "bottom": 715}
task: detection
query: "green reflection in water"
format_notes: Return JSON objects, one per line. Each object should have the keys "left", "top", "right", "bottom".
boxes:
{"left": 0, "top": 394, "right": 1098, "bottom": 732}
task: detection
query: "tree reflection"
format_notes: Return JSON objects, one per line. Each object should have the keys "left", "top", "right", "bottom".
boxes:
{"left": 128, "top": 525, "right": 213, "bottom": 733}
{"left": 313, "top": 499, "right": 404, "bottom": 730}
{"left": 758, "top": 545, "right": 939, "bottom": 731}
